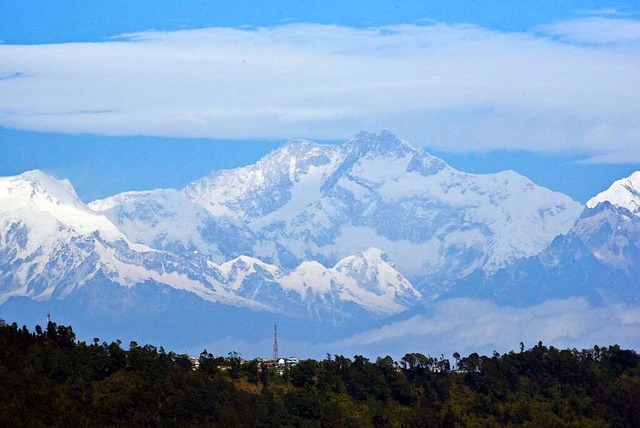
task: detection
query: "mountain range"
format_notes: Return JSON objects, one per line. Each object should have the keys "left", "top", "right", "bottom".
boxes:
{"left": 1, "top": 131, "right": 638, "bottom": 350}
{"left": 448, "top": 172, "right": 640, "bottom": 306}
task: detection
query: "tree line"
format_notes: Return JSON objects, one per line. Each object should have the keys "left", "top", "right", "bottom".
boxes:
{"left": 0, "top": 318, "right": 638, "bottom": 426}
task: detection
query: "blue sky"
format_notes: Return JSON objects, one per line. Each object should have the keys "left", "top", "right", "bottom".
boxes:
{"left": 1, "top": 1, "right": 621, "bottom": 43}
{"left": 1, "top": 1, "right": 639, "bottom": 202}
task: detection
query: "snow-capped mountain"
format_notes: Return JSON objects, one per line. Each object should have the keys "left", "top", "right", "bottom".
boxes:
{"left": 280, "top": 248, "right": 420, "bottom": 317}
{"left": 216, "top": 248, "right": 421, "bottom": 318}
{"left": 449, "top": 171, "right": 640, "bottom": 305}
{"left": 94, "top": 131, "right": 582, "bottom": 297}
{"left": 0, "top": 170, "right": 261, "bottom": 309}
{"left": 2, "top": 137, "right": 639, "bottom": 353}
{"left": 0, "top": 170, "right": 129, "bottom": 302}
{"left": 587, "top": 171, "right": 640, "bottom": 217}
{"left": 0, "top": 170, "right": 420, "bottom": 318}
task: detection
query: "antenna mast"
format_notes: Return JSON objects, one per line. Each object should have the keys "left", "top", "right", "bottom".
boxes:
{"left": 273, "top": 323, "right": 279, "bottom": 360}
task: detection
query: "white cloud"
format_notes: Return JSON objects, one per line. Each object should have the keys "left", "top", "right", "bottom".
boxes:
{"left": 0, "top": 19, "right": 639, "bottom": 161}
{"left": 539, "top": 17, "right": 640, "bottom": 44}
{"left": 192, "top": 298, "right": 640, "bottom": 359}
{"left": 321, "top": 298, "right": 640, "bottom": 359}
{"left": 594, "top": 8, "right": 620, "bottom": 15}
{"left": 578, "top": 8, "right": 625, "bottom": 17}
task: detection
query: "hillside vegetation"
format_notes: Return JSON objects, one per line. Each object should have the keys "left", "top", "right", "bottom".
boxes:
{"left": 0, "top": 319, "right": 638, "bottom": 427}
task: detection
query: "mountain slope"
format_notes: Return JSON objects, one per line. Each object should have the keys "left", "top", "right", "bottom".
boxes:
{"left": 89, "top": 189, "right": 229, "bottom": 260}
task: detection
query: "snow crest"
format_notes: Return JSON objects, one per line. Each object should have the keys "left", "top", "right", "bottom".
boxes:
{"left": 587, "top": 171, "right": 640, "bottom": 217}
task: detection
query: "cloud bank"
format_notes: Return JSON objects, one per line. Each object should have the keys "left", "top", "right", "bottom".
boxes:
{"left": 328, "top": 298, "right": 640, "bottom": 358}
{"left": 194, "top": 298, "right": 640, "bottom": 360}
{"left": 0, "top": 18, "right": 639, "bottom": 161}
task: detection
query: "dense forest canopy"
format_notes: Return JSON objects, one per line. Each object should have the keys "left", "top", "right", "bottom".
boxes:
{"left": 0, "top": 318, "right": 638, "bottom": 427}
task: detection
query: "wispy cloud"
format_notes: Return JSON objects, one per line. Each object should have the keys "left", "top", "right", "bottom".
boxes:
{"left": 0, "top": 19, "right": 638, "bottom": 162}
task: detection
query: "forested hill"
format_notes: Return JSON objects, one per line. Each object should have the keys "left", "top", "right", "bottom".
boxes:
{"left": 0, "top": 319, "right": 638, "bottom": 427}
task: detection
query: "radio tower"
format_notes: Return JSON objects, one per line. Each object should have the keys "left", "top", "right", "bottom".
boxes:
{"left": 272, "top": 323, "right": 279, "bottom": 360}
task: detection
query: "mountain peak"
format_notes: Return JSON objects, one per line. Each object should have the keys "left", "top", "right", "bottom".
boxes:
{"left": 346, "top": 130, "right": 415, "bottom": 157}
{"left": 586, "top": 171, "right": 640, "bottom": 216}
{"left": 0, "top": 170, "right": 128, "bottom": 258}
{"left": 1, "top": 169, "right": 80, "bottom": 207}
{"left": 17, "top": 169, "right": 67, "bottom": 186}
{"left": 359, "top": 247, "right": 392, "bottom": 265}
{"left": 335, "top": 247, "right": 397, "bottom": 273}
{"left": 21, "top": 169, "right": 75, "bottom": 193}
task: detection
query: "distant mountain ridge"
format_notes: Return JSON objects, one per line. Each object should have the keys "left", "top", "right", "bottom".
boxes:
{"left": 447, "top": 177, "right": 640, "bottom": 306}
{"left": 2, "top": 130, "right": 639, "bottom": 349}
